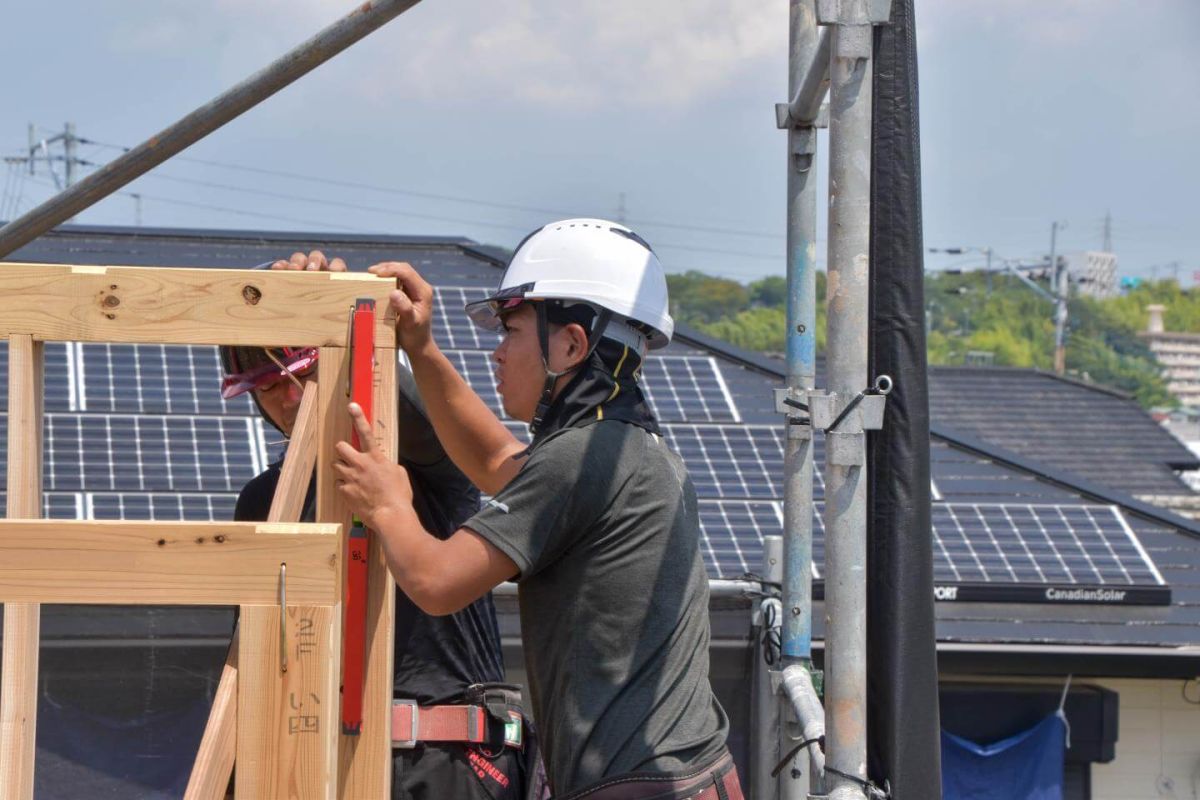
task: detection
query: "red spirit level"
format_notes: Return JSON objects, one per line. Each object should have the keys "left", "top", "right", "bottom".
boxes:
{"left": 342, "top": 297, "right": 375, "bottom": 735}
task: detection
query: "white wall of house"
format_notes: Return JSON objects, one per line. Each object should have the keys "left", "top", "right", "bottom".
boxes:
{"left": 1091, "top": 678, "right": 1200, "bottom": 800}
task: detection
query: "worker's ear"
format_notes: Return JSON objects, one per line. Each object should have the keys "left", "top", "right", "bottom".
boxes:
{"left": 560, "top": 322, "right": 591, "bottom": 370}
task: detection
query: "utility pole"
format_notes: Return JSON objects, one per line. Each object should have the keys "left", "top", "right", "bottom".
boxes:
{"left": 985, "top": 246, "right": 993, "bottom": 294}
{"left": 1051, "top": 220, "right": 1068, "bottom": 375}
{"left": 20, "top": 123, "right": 88, "bottom": 222}
{"left": 1102, "top": 210, "right": 1112, "bottom": 252}
{"left": 930, "top": 245, "right": 994, "bottom": 293}
{"left": 63, "top": 123, "right": 78, "bottom": 189}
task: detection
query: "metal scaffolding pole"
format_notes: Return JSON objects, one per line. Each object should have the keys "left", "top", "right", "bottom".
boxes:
{"left": 751, "top": 537, "right": 784, "bottom": 798}
{"left": 771, "top": 1, "right": 825, "bottom": 798}
{"left": 0, "top": 0, "right": 424, "bottom": 258}
{"left": 820, "top": 0, "right": 890, "bottom": 796}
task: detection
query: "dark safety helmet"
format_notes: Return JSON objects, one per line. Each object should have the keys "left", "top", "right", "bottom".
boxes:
{"left": 219, "top": 345, "right": 318, "bottom": 399}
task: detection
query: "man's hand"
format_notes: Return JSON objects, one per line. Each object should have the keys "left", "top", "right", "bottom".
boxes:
{"left": 368, "top": 261, "right": 435, "bottom": 355}
{"left": 271, "top": 250, "right": 348, "bottom": 272}
{"left": 334, "top": 401, "right": 412, "bottom": 530}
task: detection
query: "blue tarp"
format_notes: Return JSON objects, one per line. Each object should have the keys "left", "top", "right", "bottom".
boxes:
{"left": 941, "top": 714, "right": 1066, "bottom": 800}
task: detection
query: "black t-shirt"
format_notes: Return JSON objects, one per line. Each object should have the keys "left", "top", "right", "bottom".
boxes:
{"left": 235, "top": 374, "right": 505, "bottom": 704}
{"left": 464, "top": 421, "right": 729, "bottom": 794}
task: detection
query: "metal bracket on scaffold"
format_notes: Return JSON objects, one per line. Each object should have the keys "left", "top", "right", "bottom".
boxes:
{"left": 803, "top": 375, "right": 892, "bottom": 464}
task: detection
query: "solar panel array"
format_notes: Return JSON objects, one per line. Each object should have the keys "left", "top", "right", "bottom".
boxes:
{"left": 0, "top": 285, "right": 1168, "bottom": 602}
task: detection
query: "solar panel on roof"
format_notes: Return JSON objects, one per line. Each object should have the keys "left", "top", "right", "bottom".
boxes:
{"left": 88, "top": 492, "right": 237, "bottom": 521}
{"left": 0, "top": 341, "right": 73, "bottom": 411}
{"left": 696, "top": 499, "right": 1168, "bottom": 605}
{"left": 662, "top": 425, "right": 782, "bottom": 500}
{"left": 444, "top": 350, "right": 741, "bottom": 423}
{"left": 432, "top": 287, "right": 499, "bottom": 351}
{"left": 641, "top": 358, "right": 740, "bottom": 423}
{"left": 0, "top": 491, "right": 237, "bottom": 521}
{"left": 24, "top": 413, "right": 261, "bottom": 493}
{"left": 444, "top": 351, "right": 506, "bottom": 416}
{"left": 696, "top": 500, "right": 786, "bottom": 579}
{"left": 79, "top": 343, "right": 254, "bottom": 416}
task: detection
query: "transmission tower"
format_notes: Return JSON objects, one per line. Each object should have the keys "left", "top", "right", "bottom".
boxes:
{"left": 14, "top": 122, "right": 89, "bottom": 222}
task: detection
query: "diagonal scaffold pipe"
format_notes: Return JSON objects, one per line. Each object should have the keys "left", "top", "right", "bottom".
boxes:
{"left": 0, "top": 0, "right": 424, "bottom": 259}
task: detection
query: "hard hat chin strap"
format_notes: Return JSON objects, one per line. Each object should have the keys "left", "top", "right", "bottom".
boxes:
{"left": 529, "top": 303, "right": 613, "bottom": 435}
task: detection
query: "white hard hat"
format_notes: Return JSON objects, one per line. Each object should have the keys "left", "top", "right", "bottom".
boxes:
{"left": 465, "top": 218, "right": 674, "bottom": 351}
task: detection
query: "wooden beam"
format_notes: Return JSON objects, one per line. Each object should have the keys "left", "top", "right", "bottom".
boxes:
{"left": 339, "top": 345, "right": 397, "bottom": 797}
{"left": 0, "top": 264, "right": 395, "bottom": 347}
{"left": 0, "top": 520, "right": 340, "bottom": 605}
{"left": 1, "top": 334, "right": 44, "bottom": 800}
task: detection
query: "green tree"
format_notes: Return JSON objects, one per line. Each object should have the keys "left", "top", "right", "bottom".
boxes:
{"left": 695, "top": 307, "right": 787, "bottom": 352}
{"left": 749, "top": 276, "right": 787, "bottom": 307}
{"left": 664, "top": 268, "right": 1178, "bottom": 410}
{"left": 666, "top": 271, "right": 749, "bottom": 325}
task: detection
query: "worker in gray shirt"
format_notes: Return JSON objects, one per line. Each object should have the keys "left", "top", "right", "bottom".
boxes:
{"left": 334, "top": 219, "right": 743, "bottom": 800}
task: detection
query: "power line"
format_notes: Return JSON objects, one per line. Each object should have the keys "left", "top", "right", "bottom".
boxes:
{"left": 138, "top": 172, "right": 533, "bottom": 233}
{"left": 139, "top": 172, "right": 785, "bottom": 259}
{"left": 91, "top": 160, "right": 787, "bottom": 260}
{"left": 83, "top": 138, "right": 785, "bottom": 240}
{"left": 16, "top": 130, "right": 788, "bottom": 263}
{"left": 20, "top": 175, "right": 369, "bottom": 233}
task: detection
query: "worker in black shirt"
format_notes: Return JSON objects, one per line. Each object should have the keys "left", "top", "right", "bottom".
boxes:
{"left": 331, "top": 222, "right": 742, "bottom": 799}
{"left": 221, "top": 251, "right": 536, "bottom": 800}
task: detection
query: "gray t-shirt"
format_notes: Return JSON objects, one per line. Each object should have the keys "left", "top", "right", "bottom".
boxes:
{"left": 464, "top": 421, "right": 729, "bottom": 794}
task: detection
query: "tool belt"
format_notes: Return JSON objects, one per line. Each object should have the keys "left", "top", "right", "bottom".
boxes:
{"left": 392, "top": 683, "right": 526, "bottom": 752}
{"left": 553, "top": 751, "right": 742, "bottom": 800}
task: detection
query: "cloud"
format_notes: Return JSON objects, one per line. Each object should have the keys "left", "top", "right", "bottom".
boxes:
{"left": 209, "top": 0, "right": 787, "bottom": 111}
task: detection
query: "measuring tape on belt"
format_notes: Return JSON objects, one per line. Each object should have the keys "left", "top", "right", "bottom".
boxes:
{"left": 342, "top": 298, "right": 376, "bottom": 735}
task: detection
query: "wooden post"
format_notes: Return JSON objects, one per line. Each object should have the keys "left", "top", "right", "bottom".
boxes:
{"left": 339, "top": 345, "right": 397, "bottom": 797}
{"left": 236, "top": 603, "right": 338, "bottom": 799}
{"left": 1, "top": 334, "right": 44, "bottom": 800}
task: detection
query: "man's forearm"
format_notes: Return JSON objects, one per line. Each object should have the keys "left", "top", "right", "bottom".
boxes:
{"left": 405, "top": 340, "right": 523, "bottom": 494}
{"left": 373, "top": 503, "right": 512, "bottom": 616}
{"left": 373, "top": 504, "right": 459, "bottom": 616}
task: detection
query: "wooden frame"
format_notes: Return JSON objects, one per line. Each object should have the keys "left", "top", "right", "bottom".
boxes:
{"left": 0, "top": 264, "right": 398, "bottom": 799}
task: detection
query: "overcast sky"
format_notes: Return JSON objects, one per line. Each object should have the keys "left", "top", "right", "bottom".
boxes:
{"left": 2, "top": 0, "right": 1197, "bottom": 283}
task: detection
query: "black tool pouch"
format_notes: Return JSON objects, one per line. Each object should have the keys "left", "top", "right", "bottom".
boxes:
{"left": 463, "top": 683, "right": 550, "bottom": 800}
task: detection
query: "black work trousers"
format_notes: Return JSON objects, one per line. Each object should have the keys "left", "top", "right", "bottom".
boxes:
{"left": 394, "top": 742, "right": 524, "bottom": 800}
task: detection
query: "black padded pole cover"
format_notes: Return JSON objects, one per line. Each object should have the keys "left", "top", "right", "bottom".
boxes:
{"left": 867, "top": 1, "right": 942, "bottom": 797}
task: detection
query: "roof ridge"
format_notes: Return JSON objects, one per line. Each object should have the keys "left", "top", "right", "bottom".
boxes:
{"left": 21, "top": 222, "right": 482, "bottom": 248}
{"left": 672, "top": 327, "right": 1200, "bottom": 536}
{"left": 933, "top": 424, "right": 1200, "bottom": 539}
{"left": 930, "top": 363, "right": 1133, "bottom": 401}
